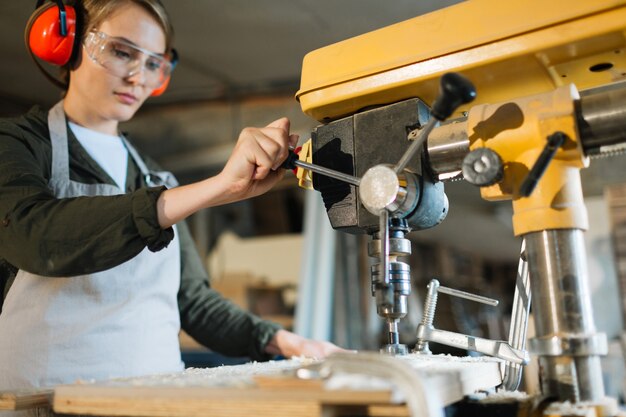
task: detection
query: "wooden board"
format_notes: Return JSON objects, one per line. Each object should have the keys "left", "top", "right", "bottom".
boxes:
{"left": 53, "top": 354, "right": 503, "bottom": 417}
{"left": 0, "top": 389, "right": 53, "bottom": 410}
{"left": 54, "top": 385, "right": 400, "bottom": 417}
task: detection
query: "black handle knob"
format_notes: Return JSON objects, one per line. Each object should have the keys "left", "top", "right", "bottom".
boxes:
{"left": 519, "top": 131, "right": 567, "bottom": 197}
{"left": 280, "top": 149, "right": 299, "bottom": 171}
{"left": 431, "top": 73, "right": 476, "bottom": 121}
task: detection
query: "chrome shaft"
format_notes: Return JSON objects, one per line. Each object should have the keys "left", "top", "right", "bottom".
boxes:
{"left": 395, "top": 118, "right": 438, "bottom": 174}
{"left": 293, "top": 159, "right": 361, "bottom": 186}
{"left": 525, "top": 229, "right": 606, "bottom": 402}
{"left": 437, "top": 285, "right": 499, "bottom": 306}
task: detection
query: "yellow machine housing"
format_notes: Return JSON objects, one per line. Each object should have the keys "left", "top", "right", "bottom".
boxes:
{"left": 296, "top": 0, "right": 626, "bottom": 122}
{"left": 467, "top": 85, "right": 589, "bottom": 235}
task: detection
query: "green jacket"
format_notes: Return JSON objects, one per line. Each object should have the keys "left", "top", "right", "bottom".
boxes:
{"left": 0, "top": 106, "right": 280, "bottom": 361}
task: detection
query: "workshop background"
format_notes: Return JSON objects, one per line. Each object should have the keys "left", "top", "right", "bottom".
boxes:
{"left": 2, "top": 0, "right": 626, "bottom": 396}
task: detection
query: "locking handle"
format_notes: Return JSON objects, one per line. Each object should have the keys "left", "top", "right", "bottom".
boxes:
{"left": 519, "top": 131, "right": 567, "bottom": 197}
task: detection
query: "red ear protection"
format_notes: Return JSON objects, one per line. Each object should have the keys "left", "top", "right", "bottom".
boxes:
{"left": 26, "top": 1, "right": 77, "bottom": 66}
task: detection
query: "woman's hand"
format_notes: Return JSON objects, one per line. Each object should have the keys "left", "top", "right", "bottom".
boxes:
{"left": 156, "top": 117, "right": 298, "bottom": 228}
{"left": 218, "top": 117, "right": 299, "bottom": 201}
{"left": 265, "top": 329, "right": 349, "bottom": 359}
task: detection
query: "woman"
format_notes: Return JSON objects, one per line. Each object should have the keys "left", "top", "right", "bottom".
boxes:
{"left": 0, "top": 0, "right": 340, "bottom": 393}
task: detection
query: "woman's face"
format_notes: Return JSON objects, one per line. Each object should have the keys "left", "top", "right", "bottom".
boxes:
{"left": 66, "top": 2, "right": 167, "bottom": 129}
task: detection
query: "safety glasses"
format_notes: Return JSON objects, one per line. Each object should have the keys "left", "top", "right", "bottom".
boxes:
{"left": 83, "top": 31, "right": 176, "bottom": 88}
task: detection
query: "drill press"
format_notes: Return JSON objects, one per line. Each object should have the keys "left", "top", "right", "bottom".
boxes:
{"left": 294, "top": 0, "right": 626, "bottom": 408}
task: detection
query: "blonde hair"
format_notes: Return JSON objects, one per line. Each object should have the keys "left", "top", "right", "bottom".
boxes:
{"left": 61, "top": 0, "right": 174, "bottom": 87}
{"left": 78, "top": 0, "right": 174, "bottom": 52}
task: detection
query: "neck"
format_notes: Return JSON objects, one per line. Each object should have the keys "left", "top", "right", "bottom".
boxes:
{"left": 63, "top": 92, "right": 119, "bottom": 136}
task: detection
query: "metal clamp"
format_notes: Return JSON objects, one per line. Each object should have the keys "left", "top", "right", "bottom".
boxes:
{"left": 416, "top": 325, "right": 530, "bottom": 365}
{"left": 415, "top": 279, "right": 530, "bottom": 365}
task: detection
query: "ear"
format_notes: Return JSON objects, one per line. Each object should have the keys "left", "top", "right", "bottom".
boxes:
{"left": 26, "top": 3, "right": 77, "bottom": 66}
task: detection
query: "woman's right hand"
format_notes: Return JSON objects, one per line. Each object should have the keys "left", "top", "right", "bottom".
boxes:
{"left": 218, "top": 117, "right": 298, "bottom": 201}
{"left": 155, "top": 117, "right": 298, "bottom": 229}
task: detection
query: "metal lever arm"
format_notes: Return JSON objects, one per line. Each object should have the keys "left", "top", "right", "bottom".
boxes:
{"left": 281, "top": 149, "right": 361, "bottom": 186}
{"left": 416, "top": 325, "right": 530, "bottom": 365}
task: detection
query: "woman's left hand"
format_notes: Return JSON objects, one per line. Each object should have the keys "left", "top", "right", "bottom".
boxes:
{"left": 265, "top": 329, "right": 350, "bottom": 359}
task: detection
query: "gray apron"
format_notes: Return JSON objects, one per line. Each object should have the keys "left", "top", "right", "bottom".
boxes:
{"left": 0, "top": 102, "right": 184, "bottom": 396}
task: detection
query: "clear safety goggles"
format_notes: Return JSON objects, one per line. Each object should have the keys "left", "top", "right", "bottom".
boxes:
{"left": 84, "top": 31, "right": 176, "bottom": 88}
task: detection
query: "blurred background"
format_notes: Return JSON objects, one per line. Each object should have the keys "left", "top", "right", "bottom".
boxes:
{"left": 2, "top": 0, "right": 626, "bottom": 396}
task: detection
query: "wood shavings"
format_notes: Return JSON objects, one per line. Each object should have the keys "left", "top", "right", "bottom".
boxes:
{"left": 321, "top": 353, "right": 502, "bottom": 402}
{"left": 81, "top": 357, "right": 321, "bottom": 388}
{"left": 394, "top": 352, "right": 503, "bottom": 370}
{"left": 478, "top": 389, "right": 530, "bottom": 402}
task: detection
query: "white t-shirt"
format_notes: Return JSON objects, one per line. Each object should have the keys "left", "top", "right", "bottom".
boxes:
{"left": 69, "top": 122, "right": 129, "bottom": 190}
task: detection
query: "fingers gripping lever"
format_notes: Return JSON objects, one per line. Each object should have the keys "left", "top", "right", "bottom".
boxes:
{"left": 281, "top": 148, "right": 361, "bottom": 187}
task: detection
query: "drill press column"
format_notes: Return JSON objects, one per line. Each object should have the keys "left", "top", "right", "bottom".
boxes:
{"left": 466, "top": 85, "right": 607, "bottom": 402}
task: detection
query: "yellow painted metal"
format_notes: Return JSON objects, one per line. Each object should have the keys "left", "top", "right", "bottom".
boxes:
{"left": 297, "top": 0, "right": 626, "bottom": 122}
{"left": 296, "top": 139, "right": 314, "bottom": 190}
{"left": 467, "top": 85, "right": 589, "bottom": 236}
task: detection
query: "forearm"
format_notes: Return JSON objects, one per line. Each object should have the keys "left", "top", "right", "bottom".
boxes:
{"left": 157, "top": 175, "right": 232, "bottom": 229}
{"left": 177, "top": 220, "right": 280, "bottom": 360}
{"left": 179, "top": 283, "right": 281, "bottom": 360}
{"left": 156, "top": 170, "right": 283, "bottom": 229}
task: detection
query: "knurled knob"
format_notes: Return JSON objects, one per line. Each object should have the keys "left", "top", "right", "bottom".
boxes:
{"left": 462, "top": 148, "right": 503, "bottom": 186}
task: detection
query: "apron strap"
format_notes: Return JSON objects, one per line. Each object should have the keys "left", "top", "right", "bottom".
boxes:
{"left": 122, "top": 136, "right": 179, "bottom": 188}
{"left": 123, "top": 136, "right": 151, "bottom": 176}
{"left": 48, "top": 101, "right": 71, "bottom": 183}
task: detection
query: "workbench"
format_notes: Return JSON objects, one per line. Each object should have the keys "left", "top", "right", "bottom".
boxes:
{"left": 0, "top": 388, "right": 53, "bottom": 412}
{"left": 45, "top": 353, "right": 503, "bottom": 417}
